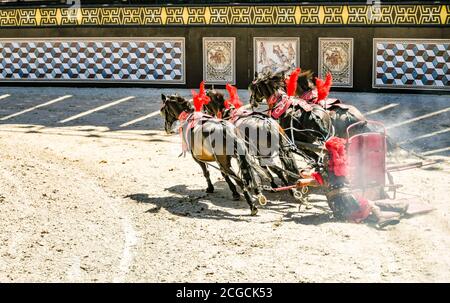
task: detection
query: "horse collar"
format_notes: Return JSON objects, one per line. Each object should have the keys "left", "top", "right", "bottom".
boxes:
{"left": 178, "top": 111, "right": 203, "bottom": 154}
{"left": 178, "top": 111, "right": 192, "bottom": 122}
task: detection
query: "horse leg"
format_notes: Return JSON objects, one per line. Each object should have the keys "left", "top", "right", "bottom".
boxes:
{"left": 261, "top": 165, "right": 278, "bottom": 190}
{"left": 268, "top": 165, "right": 300, "bottom": 199}
{"left": 277, "top": 145, "right": 304, "bottom": 199}
{"left": 269, "top": 166, "right": 290, "bottom": 185}
{"left": 215, "top": 155, "right": 241, "bottom": 200}
{"left": 221, "top": 172, "right": 240, "bottom": 201}
{"left": 220, "top": 158, "right": 258, "bottom": 215}
{"left": 251, "top": 177, "right": 267, "bottom": 207}
{"left": 271, "top": 162, "right": 312, "bottom": 207}
{"left": 243, "top": 190, "right": 258, "bottom": 216}
{"left": 238, "top": 154, "right": 266, "bottom": 212}
{"left": 194, "top": 158, "right": 214, "bottom": 193}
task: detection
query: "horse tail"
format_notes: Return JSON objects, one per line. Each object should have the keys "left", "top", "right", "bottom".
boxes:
{"left": 224, "top": 122, "right": 271, "bottom": 186}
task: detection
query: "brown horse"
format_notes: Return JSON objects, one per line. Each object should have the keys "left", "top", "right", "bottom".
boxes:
{"left": 161, "top": 93, "right": 269, "bottom": 215}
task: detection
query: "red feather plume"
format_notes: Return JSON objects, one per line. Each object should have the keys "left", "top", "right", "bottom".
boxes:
{"left": 315, "top": 72, "right": 333, "bottom": 102}
{"left": 191, "top": 81, "right": 211, "bottom": 112}
{"left": 285, "top": 68, "right": 301, "bottom": 97}
{"left": 224, "top": 84, "right": 242, "bottom": 109}
{"left": 325, "top": 136, "right": 347, "bottom": 177}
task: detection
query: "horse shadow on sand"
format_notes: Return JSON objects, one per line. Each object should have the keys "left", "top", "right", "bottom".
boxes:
{"left": 125, "top": 180, "right": 335, "bottom": 225}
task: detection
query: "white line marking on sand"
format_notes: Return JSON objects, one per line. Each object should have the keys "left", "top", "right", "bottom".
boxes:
{"left": 0, "top": 95, "right": 72, "bottom": 121}
{"left": 85, "top": 178, "right": 138, "bottom": 283}
{"left": 386, "top": 107, "right": 450, "bottom": 130}
{"left": 59, "top": 96, "right": 135, "bottom": 124}
{"left": 422, "top": 147, "right": 450, "bottom": 156}
{"left": 364, "top": 103, "right": 399, "bottom": 116}
{"left": 120, "top": 111, "right": 160, "bottom": 128}
{"left": 399, "top": 127, "right": 450, "bottom": 145}
{"left": 0, "top": 94, "right": 11, "bottom": 101}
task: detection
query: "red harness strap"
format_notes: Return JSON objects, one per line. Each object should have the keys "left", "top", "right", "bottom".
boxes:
{"left": 271, "top": 94, "right": 293, "bottom": 119}
{"left": 178, "top": 111, "right": 192, "bottom": 153}
{"left": 300, "top": 89, "right": 317, "bottom": 102}
{"left": 300, "top": 89, "right": 350, "bottom": 111}
{"left": 269, "top": 93, "right": 315, "bottom": 119}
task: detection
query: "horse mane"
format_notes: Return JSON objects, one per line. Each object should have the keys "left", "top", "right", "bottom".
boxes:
{"left": 168, "top": 94, "right": 192, "bottom": 111}
{"left": 296, "top": 70, "right": 315, "bottom": 95}
{"left": 268, "top": 70, "right": 286, "bottom": 89}
{"left": 206, "top": 89, "right": 225, "bottom": 106}
{"left": 251, "top": 68, "right": 315, "bottom": 98}
{"left": 254, "top": 70, "right": 285, "bottom": 97}
{"left": 205, "top": 89, "right": 226, "bottom": 117}
{"left": 178, "top": 95, "right": 192, "bottom": 107}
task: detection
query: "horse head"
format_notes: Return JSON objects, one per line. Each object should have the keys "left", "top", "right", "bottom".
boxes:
{"left": 296, "top": 70, "right": 315, "bottom": 96}
{"left": 248, "top": 70, "right": 284, "bottom": 108}
{"left": 160, "top": 93, "right": 192, "bottom": 134}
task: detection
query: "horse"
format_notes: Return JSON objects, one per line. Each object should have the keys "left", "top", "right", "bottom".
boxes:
{"left": 248, "top": 71, "right": 334, "bottom": 164}
{"left": 249, "top": 71, "right": 404, "bottom": 224}
{"left": 249, "top": 70, "right": 370, "bottom": 138}
{"left": 204, "top": 88, "right": 302, "bottom": 199}
{"left": 160, "top": 93, "right": 269, "bottom": 215}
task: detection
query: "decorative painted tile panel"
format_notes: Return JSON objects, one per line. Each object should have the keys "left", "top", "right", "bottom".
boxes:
{"left": 203, "top": 37, "right": 235, "bottom": 85}
{"left": 254, "top": 37, "right": 300, "bottom": 74}
{"left": 0, "top": 38, "right": 185, "bottom": 83}
{"left": 318, "top": 38, "right": 353, "bottom": 87}
{"left": 373, "top": 39, "right": 450, "bottom": 90}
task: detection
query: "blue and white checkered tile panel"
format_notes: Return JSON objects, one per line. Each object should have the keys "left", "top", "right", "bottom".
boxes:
{"left": 0, "top": 39, "right": 185, "bottom": 83}
{"left": 374, "top": 39, "right": 450, "bottom": 90}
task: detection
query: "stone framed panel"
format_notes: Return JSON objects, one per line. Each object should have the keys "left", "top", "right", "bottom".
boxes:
{"left": 0, "top": 38, "right": 185, "bottom": 84}
{"left": 253, "top": 37, "right": 300, "bottom": 75}
{"left": 318, "top": 37, "right": 354, "bottom": 88}
{"left": 202, "top": 37, "right": 235, "bottom": 85}
{"left": 373, "top": 38, "right": 450, "bottom": 90}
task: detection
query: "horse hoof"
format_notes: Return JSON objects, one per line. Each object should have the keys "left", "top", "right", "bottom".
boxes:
{"left": 232, "top": 194, "right": 240, "bottom": 201}
{"left": 206, "top": 187, "right": 214, "bottom": 194}
{"left": 251, "top": 208, "right": 258, "bottom": 216}
{"left": 257, "top": 194, "right": 267, "bottom": 206}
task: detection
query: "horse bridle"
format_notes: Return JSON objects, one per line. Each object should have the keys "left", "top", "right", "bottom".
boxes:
{"left": 161, "top": 96, "right": 192, "bottom": 131}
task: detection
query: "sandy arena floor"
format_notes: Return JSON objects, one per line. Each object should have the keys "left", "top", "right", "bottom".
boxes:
{"left": 0, "top": 87, "right": 449, "bottom": 282}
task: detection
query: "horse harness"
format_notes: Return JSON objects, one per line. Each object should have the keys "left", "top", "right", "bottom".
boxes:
{"left": 178, "top": 111, "right": 215, "bottom": 154}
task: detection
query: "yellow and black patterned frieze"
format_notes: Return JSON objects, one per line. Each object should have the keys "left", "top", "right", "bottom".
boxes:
{"left": 0, "top": 4, "right": 449, "bottom": 27}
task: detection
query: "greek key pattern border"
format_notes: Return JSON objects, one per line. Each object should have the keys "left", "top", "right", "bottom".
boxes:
{"left": 0, "top": 5, "right": 449, "bottom": 27}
